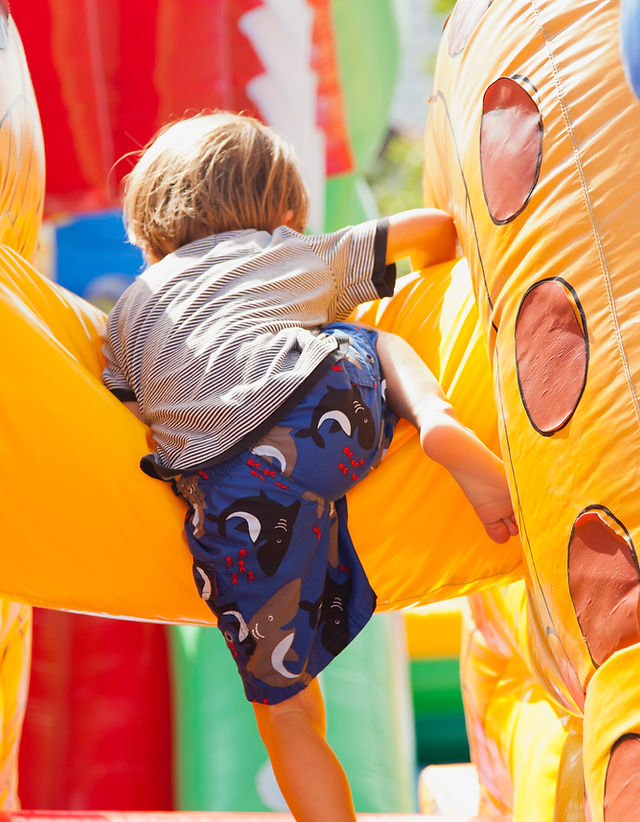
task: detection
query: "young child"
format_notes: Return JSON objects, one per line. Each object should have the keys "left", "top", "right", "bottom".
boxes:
{"left": 103, "top": 111, "right": 517, "bottom": 822}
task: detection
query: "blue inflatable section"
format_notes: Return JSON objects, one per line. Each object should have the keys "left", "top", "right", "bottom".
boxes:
{"left": 54, "top": 210, "right": 143, "bottom": 309}
{"left": 621, "top": 0, "right": 640, "bottom": 100}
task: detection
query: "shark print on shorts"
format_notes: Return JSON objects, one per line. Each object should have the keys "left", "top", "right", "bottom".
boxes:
{"left": 206, "top": 492, "right": 301, "bottom": 577}
{"left": 295, "top": 384, "right": 376, "bottom": 450}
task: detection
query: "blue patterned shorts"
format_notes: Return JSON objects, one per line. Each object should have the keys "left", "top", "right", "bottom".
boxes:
{"left": 175, "top": 322, "right": 397, "bottom": 704}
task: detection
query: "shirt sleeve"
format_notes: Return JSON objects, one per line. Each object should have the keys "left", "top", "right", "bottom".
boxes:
{"left": 303, "top": 217, "right": 397, "bottom": 318}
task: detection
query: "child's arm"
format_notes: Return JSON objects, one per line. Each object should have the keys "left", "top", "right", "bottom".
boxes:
{"left": 386, "top": 208, "right": 457, "bottom": 272}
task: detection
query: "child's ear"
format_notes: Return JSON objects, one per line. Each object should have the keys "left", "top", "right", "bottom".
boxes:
{"left": 282, "top": 209, "right": 295, "bottom": 227}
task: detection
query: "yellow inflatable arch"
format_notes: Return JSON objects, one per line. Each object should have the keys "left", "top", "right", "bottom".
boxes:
{"left": 0, "top": 22, "right": 522, "bottom": 625}
{"left": 1, "top": 242, "right": 522, "bottom": 621}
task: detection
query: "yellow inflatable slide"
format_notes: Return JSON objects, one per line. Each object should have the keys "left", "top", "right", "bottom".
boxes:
{"left": 423, "top": 0, "right": 640, "bottom": 819}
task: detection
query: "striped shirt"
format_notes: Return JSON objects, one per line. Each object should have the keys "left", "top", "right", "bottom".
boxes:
{"left": 102, "top": 218, "right": 396, "bottom": 477}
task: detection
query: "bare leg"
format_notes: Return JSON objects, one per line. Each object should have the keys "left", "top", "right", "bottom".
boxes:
{"left": 253, "top": 679, "right": 356, "bottom": 822}
{"left": 375, "top": 329, "right": 518, "bottom": 543}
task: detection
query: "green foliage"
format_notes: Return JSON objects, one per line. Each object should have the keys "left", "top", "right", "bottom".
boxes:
{"left": 365, "top": 130, "right": 426, "bottom": 276}
{"left": 365, "top": 130, "right": 425, "bottom": 216}
{"left": 365, "top": 0, "right": 456, "bottom": 222}
{"left": 431, "top": 0, "right": 455, "bottom": 13}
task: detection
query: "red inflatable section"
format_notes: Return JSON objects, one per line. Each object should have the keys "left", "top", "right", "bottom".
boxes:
{"left": 11, "top": 0, "right": 354, "bottom": 216}
{"left": 18, "top": 612, "right": 173, "bottom": 811}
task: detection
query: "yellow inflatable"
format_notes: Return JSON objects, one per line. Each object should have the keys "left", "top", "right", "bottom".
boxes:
{"left": 1, "top": 248, "right": 524, "bottom": 620}
{"left": 0, "top": 18, "right": 43, "bottom": 260}
{"left": 423, "top": 0, "right": 640, "bottom": 819}
{"left": 0, "top": 21, "right": 522, "bottom": 617}
{"left": 0, "top": 11, "right": 41, "bottom": 810}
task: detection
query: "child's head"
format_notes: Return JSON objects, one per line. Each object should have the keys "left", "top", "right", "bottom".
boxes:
{"left": 123, "top": 111, "right": 310, "bottom": 262}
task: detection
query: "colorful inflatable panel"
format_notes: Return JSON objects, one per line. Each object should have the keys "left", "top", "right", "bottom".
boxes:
{"left": 423, "top": 0, "right": 640, "bottom": 819}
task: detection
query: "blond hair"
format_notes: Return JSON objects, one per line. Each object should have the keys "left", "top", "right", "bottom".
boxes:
{"left": 122, "top": 112, "right": 310, "bottom": 261}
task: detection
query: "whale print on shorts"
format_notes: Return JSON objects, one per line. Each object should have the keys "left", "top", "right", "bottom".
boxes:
{"left": 295, "top": 384, "right": 376, "bottom": 449}
{"left": 251, "top": 426, "right": 299, "bottom": 474}
{"left": 246, "top": 578, "right": 312, "bottom": 687}
{"left": 195, "top": 579, "right": 310, "bottom": 688}
{"left": 300, "top": 574, "right": 353, "bottom": 655}
{"left": 206, "top": 492, "right": 301, "bottom": 576}
{"left": 216, "top": 598, "right": 258, "bottom": 658}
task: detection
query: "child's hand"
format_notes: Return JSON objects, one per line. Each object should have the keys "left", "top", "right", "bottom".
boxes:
{"left": 386, "top": 208, "right": 457, "bottom": 272}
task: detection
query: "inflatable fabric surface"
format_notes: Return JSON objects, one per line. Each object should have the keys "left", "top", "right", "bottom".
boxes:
{"left": 0, "top": 12, "right": 42, "bottom": 812}
{"left": 0, "top": 247, "right": 522, "bottom": 621}
{"left": 423, "top": 0, "right": 640, "bottom": 819}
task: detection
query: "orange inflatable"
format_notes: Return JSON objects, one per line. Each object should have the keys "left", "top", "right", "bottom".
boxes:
{"left": 423, "top": 0, "right": 640, "bottom": 819}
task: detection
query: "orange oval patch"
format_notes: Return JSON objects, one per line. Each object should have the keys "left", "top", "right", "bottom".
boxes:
{"left": 515, "top": 279, "right": 588, "bottom": 434}
{"left": 480, "top": 77, "right": 542, "bottom": 224}
{"left": 447, "top": 0, "right": 492, "bottom": 57}
{"left": 568, "top": 508, "right": 640, "bottom": 668}
{"left": 604, "top": 735, "right": 640, "bottom": 819}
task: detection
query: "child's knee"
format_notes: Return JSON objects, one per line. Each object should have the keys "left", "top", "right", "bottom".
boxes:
{"left": 254, "top": 680, "right": 325, "bottom": 735}
{"left": 373, "top": 328, "right": 402, "bottom": 362}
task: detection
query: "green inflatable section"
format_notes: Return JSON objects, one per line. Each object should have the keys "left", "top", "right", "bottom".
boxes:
{"left": 170, "top": 625, "right": 264, "bottom": 811}
{"left": 410, "top": 657, "right": 470, "bottom": 768}
{"left": 168, "top": 0, "right": 418, "bottom": 812}
{"left": 324, "top": 0, "right": 401, "bottom": 232}
{"left": 331, "top": 0, "right": 401, "bottom": 172}
{"left": 324, "top": 172, "right": 378, "bottom": 232}
{"left": 321, "top": 614, "right": 417, "bottom": 812}
{"left": 170, "top": 615, "right": 417, "bottom": 812}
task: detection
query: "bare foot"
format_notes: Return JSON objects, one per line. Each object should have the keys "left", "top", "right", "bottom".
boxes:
{"left": 473, "top": 501, "right": 519, "bottom": 543}
{"left": 454, "top": 459, "right": 519, "bottom": 543}
{"left": 420, "top": 420, "right": 518, "bottom": 543}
